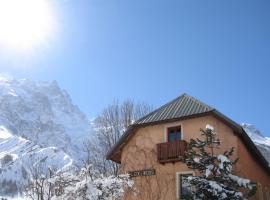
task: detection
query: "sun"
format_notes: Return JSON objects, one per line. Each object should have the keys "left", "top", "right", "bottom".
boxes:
{"left": 0, "top": 0, "right": 54, "bottom": 50}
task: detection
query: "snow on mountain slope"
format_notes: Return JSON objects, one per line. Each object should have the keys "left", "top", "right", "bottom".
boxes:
{"left": 0, "top": 75, "right": 90, "bottom": 195}
{"left": 242, "top": 123, "right": 270, "bottom": 164}
{"left": 0, "top": 75, "right": 89, "bottom": 158}
{"left": 0, "top": 126, "right": 73, "bottom": 195}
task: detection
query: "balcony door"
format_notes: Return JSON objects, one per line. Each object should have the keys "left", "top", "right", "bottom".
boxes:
{"left": 167, "top": 126, "right": 181, "bottom": 142}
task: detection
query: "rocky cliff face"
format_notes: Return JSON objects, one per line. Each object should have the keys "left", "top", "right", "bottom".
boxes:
{"left": 242, "top": 123, "right": 270, "bottom": 164}
{"left": 0, "top": 75, "right": 90, "bottom": 195}
{"left": 0, "top": 75, "right": 89, "bottom": 158}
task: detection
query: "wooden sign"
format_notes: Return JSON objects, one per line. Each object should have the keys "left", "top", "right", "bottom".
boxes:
{"left": 129, "top": 169, "right": 156, "bottom": 177}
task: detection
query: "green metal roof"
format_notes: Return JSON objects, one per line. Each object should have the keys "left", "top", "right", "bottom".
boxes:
{"left": 135, "top": 93, "right": 214, "bottom": 125}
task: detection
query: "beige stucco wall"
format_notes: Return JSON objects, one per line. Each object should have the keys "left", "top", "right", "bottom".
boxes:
{"left": 120, "top": 115, "right": 269, "bottom": 200}
{"left": 237, "top": 138, "right": 270, "bottom": 200}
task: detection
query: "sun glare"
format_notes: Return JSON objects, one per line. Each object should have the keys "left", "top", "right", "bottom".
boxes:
{"left": 0, "top": 0, "right": 54, "bottom": 50}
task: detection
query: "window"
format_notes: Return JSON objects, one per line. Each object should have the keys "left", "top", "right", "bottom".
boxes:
{"left": 177, "top": 172, "right": 194, "bottom": 199}
{"left": 168, "top": 126, "right": 181, "bottom": 142}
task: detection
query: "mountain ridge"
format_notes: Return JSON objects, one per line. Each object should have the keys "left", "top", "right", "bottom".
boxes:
{"left": 0, "top": 75, "right": 89, "bottom": 158}
{"left": 0, "top": 75, "right": 90, "bottom": 195}
{"left": 242, "top": 123, "right": 270, "bottom": 165}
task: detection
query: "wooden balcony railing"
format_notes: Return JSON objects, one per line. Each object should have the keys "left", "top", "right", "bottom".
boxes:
{"left": 157, "top": 140, "right": 187, "bottom": 163}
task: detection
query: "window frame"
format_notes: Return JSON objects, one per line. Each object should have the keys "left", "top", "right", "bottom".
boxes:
{"left": 164, "top": 122, "right": 184, "bottom": 142}
{"left": 176, "top": 171, "right": 195, "bottom": 200}
{"left": 167, "top": 126, "right": 182, "bottom": 142}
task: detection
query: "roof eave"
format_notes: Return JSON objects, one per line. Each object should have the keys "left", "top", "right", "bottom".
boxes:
{"left": 106, "top": 125, "right": 139, "bottom": 163}
{"left": 211, "top": 110, "right": 270, "bottom": 174}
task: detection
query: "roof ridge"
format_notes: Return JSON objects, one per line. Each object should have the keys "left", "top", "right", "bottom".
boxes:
{"left": 183, "top": 94, "right": 214, "bottom": 111}
{"left": 134, "top": 93, "right": 214, "bottom": 125}
{"left": 134, "top": 93, "right": 186, "bottom": 124}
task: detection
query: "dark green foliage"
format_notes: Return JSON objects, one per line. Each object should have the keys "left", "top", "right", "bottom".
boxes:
{"left": 183, "top": 126, "right": 257, "bottom": 200}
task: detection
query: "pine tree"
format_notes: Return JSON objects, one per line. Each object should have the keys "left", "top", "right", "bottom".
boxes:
{"left": 183, "top": 125, "right": 257, "bottom": 200}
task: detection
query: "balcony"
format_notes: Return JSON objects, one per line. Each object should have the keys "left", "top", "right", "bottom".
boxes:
{"left": 157, "top": 140, "right": 188, "bottom": 163}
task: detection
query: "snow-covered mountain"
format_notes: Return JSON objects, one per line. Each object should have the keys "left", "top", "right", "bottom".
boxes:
{"left": 0, "top": 75, "right": 90, "bottom": 195}
{"left": 0, "top": 75, "right": 89, "bottom": 158}
{"left": 242, "top": 123, "right": 270, "bottom": 164}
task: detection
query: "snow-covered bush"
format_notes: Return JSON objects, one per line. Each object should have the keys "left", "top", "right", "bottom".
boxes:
{"left": 24, "top": 165, "right": 133, "bottom": 200}
{"left": 183, "top": 126, "right": 257, "bottom": 200}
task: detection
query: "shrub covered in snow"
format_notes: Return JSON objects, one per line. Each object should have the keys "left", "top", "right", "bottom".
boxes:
{"left": 24, "top": 164, "right": 133, "bottom": 200}
{"left": 183, "top": 125, "right": 257, "bottom": 200}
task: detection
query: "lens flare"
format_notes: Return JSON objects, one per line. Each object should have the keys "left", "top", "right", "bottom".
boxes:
{"left": 0, "top": 0, "right": 54, "bottom": 50}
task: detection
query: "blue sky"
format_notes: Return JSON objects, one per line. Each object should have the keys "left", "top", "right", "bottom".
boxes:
{"left": 0, "top": 0, "right": 270, "bottom": 136}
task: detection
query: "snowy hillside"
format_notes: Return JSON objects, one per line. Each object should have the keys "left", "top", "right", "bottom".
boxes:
{"left": 0, "top": 126, "right": 73, "bottom": 194}
{"left": 242, "top": 123, "right": 270, "bottom": 164}
{"left": 0, "top": 75, "right": 90, "bottom": 195}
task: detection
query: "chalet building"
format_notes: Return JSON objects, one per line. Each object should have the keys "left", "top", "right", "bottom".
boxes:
{"left": 107, "top": 94, "right": 270, "bottom": 200}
